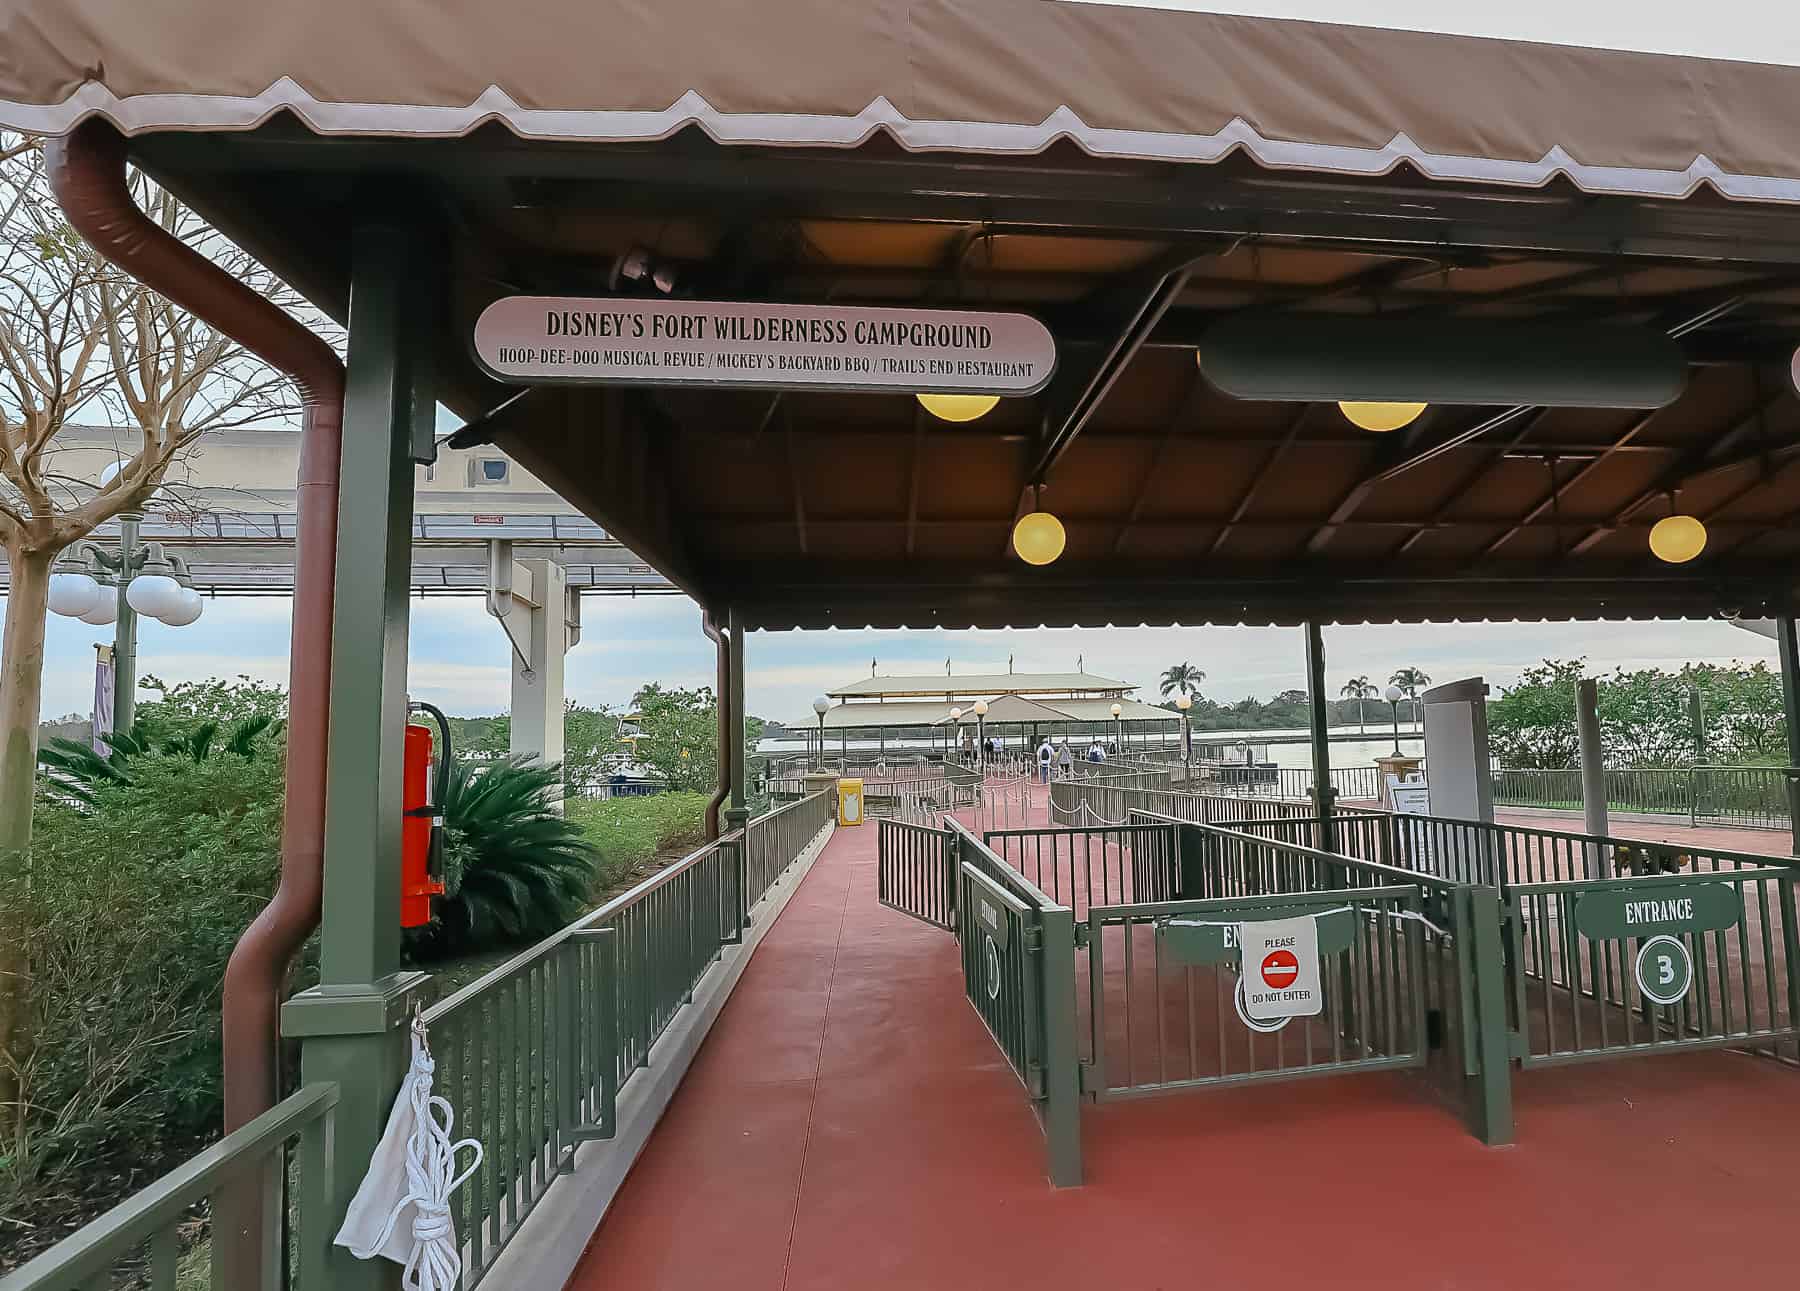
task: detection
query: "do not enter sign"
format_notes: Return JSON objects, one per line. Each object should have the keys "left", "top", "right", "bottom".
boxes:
{"left": 1260, "top": 949, "right": 1301, "bottom": 990}
{"left": 1239, "top": 916, "right": 1323, "bottom": 1021}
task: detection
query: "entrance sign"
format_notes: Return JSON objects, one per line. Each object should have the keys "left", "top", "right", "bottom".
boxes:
{"left": 1635, "top": 935, "right": 1694, "bottom": 1006}
{"left": 473, "top": 297, "right": 1057, "bottom": 395}
{"left": 1575, "top": 883, "right": 1740, "bottom": 941}
{"left": 1237, "top": 915, "right": 1323, "bottom": 1021}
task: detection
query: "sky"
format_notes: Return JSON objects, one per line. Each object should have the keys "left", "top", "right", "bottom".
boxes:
{"left": 9, "top": 0, "right": 1795, "bottom": 728}
{"left": 15, "top": 592, "right": 1779, "bottom": 728}
{"left": 1071, "top": 1, "right": 1800, "bottom": 66}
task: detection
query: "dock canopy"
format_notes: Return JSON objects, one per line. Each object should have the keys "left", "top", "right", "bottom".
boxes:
{"left": 10, "top": 1, "right": 1800, "bottom": 628}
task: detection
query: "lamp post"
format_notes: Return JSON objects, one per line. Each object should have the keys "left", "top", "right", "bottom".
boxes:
{"left": 1175, "top": 693, "right": 1193, "bottom": 781}
{"left": 1384, "top": 683, "right": 1404, "bottom": 756}
{"left": 48, "top": 472, "right": 204, "bottom": 736}
{"left": 1110, "top": 701, "right": 1123, "bottom": 754}
{"left": 949, "top": 707, "right": 964, "bottom": 765}
{"left": 811, "top": 695, "right": 829, "bottom": 769}
{"left": 973, "top": 699, "right": 988, "bottom": 772}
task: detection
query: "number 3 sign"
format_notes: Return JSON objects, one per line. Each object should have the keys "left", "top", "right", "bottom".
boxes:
{"left": 1635, "top": 934, "right": 1694, "bottom": 1006}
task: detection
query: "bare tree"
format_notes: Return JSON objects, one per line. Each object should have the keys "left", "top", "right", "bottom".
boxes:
{"left": 0, "top": 132, "right": 303, "bottom": 1140}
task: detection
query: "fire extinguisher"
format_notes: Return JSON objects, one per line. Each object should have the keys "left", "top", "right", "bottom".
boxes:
{"left": 403, "top": 701, "right": 452, "bottom": 928}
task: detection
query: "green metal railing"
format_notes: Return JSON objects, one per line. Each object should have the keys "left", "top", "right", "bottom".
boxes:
{"left": 982, "top": 822, "right": 1179, "bottom": 916}
{"left": 9, "top": 791, "right": 835, "bottom": 1291}
{"left": 1493, "top": 764, "right": 1800, "bottom": 831}
{"left": 0, "top": 1084, "right": 339, "bottom": 1291}
{"left": 1049, "top": 776, "right": 1315, "bottom": 829}
{"left": 1507, "top": 868, "right": 1800, "bottom": 1066}
{"left": 877, "top": 818, "right": 957, "bottom": 932}
{"left": 946, "top": 821, "right": 1082, "bottom": 1187}
{"left": 421, "top": 786, "right": 833, "bottom": 1288}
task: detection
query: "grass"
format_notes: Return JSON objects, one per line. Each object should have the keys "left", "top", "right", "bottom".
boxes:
{"left": 566, "top": 790, "right": 710, "bottom": 879}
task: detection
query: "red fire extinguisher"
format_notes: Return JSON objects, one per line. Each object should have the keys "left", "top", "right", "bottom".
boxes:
{"left": 402, "top": 701, "right": 451, "bottom": 928}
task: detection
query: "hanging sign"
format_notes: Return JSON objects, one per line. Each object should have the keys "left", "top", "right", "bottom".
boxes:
{"left": 473, "top": 297, "right": 1056, "bottom": 394}
{"left": 1238, "top": 915, "right": 1324, "bottom": 1021}
{"left": 1574, "top": 883, "right": 1741, "bottom": 941}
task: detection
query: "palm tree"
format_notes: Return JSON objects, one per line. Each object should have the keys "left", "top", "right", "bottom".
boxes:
{"left": 1159, "top": 662, "right": 1207, "bottom": 704}
{"left": 1340, "top": 676, "right": 1377, "bottom": 733}
{"left": 1389, "top": 667, "right": 1432, "bottom": 729}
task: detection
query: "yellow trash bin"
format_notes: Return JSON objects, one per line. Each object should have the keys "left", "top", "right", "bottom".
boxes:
{"left": 837, "top": 777, "right": 865, "bottom": 827}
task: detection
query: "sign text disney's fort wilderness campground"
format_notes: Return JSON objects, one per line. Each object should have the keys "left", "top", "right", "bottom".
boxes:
{"left": 473, "top": 298, "right": 1056, "bottom": 395}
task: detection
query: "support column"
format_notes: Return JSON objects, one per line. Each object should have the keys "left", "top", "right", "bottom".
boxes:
{"left": 1304, "top": 621, "right": 1337, "bottom": 851}
{"left": 1577, "top": 677, "right": 1608, "bottom": 859}
{"left": 508, "top": 557, "right": 569, "bottom": 766}
{"left": 725, "top": 608, "right": 749, "bottom": 832}
{"left": 112, "top": 513, "right": 140, "bottom": 731}
{"left": 1777, "top": 616, "right": 1800, "bottom": 855}
{"left": 281, "top": 220, "right": 432, "bottom": 1291}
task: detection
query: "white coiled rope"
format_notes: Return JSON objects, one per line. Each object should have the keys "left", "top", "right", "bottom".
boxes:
{"left": 336, "top": 1018, "right": 484, "bottom": 1291}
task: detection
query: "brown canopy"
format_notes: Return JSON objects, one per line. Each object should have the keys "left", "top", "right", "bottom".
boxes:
{"left": 6, "top": 0, "right": 1800, "bottom": 204}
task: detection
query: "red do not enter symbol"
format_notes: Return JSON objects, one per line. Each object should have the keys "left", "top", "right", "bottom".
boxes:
{"left": 1260, "top": 949, "right": 1300, "bottom": 990}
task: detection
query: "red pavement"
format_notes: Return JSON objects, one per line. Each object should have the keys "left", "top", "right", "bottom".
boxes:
{"left": 569, "top": 805, "right": 1800, "bottom": 1291}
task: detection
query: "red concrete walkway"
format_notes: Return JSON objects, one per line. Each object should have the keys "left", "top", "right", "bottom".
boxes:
{"left": 569, "top": 814, "right": 1800, "bottom": 1291}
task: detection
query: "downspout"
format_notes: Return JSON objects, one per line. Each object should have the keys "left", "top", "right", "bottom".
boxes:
{"left": 703, "top": 610, "right": 730, "bottom": 838}
{"left": 48, "top": 121, "right": 346, "bottom": 1133}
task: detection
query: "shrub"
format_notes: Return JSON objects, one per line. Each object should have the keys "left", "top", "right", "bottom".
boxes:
{"left": 405, "top": 758, "right": 602, "bottom": 961}
{"left": 3, "top": 748, "right": 296, "bottom": 1201}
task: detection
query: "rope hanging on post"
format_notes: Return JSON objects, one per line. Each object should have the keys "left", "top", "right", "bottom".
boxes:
{"left": 335, "top": 1015, "right": 484, "bottom": 1291}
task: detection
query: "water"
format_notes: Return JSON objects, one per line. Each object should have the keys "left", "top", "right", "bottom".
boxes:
{"left": 758, "top": 723, "right": 1424, "bottom": 770}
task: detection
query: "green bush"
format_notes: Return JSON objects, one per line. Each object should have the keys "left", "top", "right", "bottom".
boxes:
{"left": 4, "top": 749, "right": 297, "bottom": 1200}
{"left": 565, "top": 791, "right": 709, "bottom": 875}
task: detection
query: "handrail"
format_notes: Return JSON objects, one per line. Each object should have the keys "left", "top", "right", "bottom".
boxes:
{"left": 0, "top": 1084, "right": 339, "bottom": 1291}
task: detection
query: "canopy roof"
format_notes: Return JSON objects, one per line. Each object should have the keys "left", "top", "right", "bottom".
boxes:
{"left": 9, "top": 3, "right": 1800, "bottom": 629}
{"left": 817, "top": 692, "right": 1172, "bottom": 729}
{"left": 13, "top": 1, "right": 1800, "bottom": 203}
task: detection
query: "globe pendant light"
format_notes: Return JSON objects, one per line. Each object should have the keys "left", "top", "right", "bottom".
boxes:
{"left": 1339, "top": 402, "right": 1427, "bottom": 433}
{"left": 1649, "top": 513, "right": 1707, "bottom": 564}
{"left": 917, "top": 393, "right": 999, "bottom": 423}
{"left": 48, "top": 570, "right": 102, "bottom": 617}
{"left": 160, "top": 586, "right": 205, "bottom": 627}
{"left": 126, "top": 570, "right": 185, "bottom": 620}
{"left": 79, "top": 584, "right": 119, "bottom": 626}
{"left": 1011, "top": 484, "right": 1066, "bottom": 567}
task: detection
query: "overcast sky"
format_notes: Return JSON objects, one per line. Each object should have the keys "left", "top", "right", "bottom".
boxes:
{"left": 18, "top": 594, "right": 1778, "bottom": 728}
{"left": 1072, "top": 1, "right": 1800, "bottom": 66}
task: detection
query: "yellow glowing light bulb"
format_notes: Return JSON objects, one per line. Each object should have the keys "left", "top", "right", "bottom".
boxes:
{"left": 917, "top": 393, "right": 999, "bottom": 422}
{"left": 1648, "top": 514, "right": 1707, "bottom": 564}
{"left": 1338, "top": 401, "right": 1427, "bottom": 432}
{"left": 1012, "top": 511, "right": 1067, "bottom": 566}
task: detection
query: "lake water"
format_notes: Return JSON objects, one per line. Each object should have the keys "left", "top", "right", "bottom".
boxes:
{"left": 759, "top": 723, "right": 1425, "bottom": 770}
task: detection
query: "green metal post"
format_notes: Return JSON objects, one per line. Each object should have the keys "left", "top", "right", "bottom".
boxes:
{"left": 1464, "top": 886, "right": 1516, "bottom": 1146}
{"left": 281, "top": 220, "right": 434, "bottom": 1291}
{"left": 1303, "top": 621, "right": 1338, "bottom": 852}
{"left": 1778, "top": 616, "right": 1800, "bottom": 855}
{"left": 112, "top": 512, "right": 140, "bottom": 731}
{"left": 1036, "top": 904, "right": 1083, "bottom": 1187}
{"left": 725, "top": 608, "right": 749, "bottom": 833}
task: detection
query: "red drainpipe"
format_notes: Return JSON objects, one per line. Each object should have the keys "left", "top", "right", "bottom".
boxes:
{"left": 48, "top": 121, "right": 346, "bottom": 1133}
{"left": 703, "top": 610, "right": 729, "bottom": 838}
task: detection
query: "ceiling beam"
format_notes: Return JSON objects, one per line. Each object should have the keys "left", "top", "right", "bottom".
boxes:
{"left": 1207, "top": 404, "right": 1312, "bottom": 557}
{"left": 782, "top": 403, "right": 809, "bottom": 555}
{"left": 1391, "top": 410, "right": 1552, "bottom": 555}
{"left": 905, "top": 404, "right": 927, "bottom": 558}
{"left": 1113, "top": 369, "right": 1208, "bottom": 555}
{"left": 1030, "top": 263, "right": 1194, "bottom": 485}
{"left": 1565, "top": 384, "right": 1788, "bottom": 555}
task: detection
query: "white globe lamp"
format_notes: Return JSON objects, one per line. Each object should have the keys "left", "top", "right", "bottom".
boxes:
{"left": 1384, "top": 684, "right": 1403, "bottom": 705}
{"left": 79, "top": 587, "right": 119, "bottom": 626}
{"left": 126, "top": 570, "right": 185, "bottom": 620}
{"left": 160, "top": 586, "right": 204, "bottom": 627}
{"left": 47, "top": 571, "right": 102, "bottom": 617}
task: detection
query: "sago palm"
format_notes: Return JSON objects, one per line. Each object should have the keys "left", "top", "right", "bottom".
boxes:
{"left": 416, "top": 756, "right": 602, "bottom": 959}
